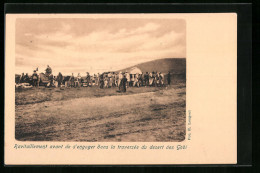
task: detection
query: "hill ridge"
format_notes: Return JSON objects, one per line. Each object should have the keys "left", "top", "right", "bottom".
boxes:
{"left": 117, "top": 58, "right": 186, "bottom": 74}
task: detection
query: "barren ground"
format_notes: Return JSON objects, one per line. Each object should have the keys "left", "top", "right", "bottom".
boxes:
{"left": 15, "top": 82, "right": 186, "bottom": 142}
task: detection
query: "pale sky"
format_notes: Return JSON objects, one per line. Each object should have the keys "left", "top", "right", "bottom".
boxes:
{"left": 15, "top": 18, "right": 186, "bottom": 75}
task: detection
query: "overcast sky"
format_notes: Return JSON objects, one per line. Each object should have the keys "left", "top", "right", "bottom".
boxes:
{"left": 15, "top": 18, "right": 186, "bottom": 75}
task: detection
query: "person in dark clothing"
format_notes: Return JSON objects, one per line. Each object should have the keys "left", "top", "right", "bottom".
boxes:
{"left": 120, "top": 75, "right": 127, "bottom": 92}
{"left": 86, "top": 72, "right": 91, "bottom": 87}
{"left": 32, "top": 70, "right": 38, "bottom": 87}
{"left": 99, "top": 74, "right": 104, "bottom": 89}
{"left": 24, "top": 73, "right": 29, "bottom": 83}
{"left": 167, "top": 72, "right": 171, "bottom": 85}
{"left": 48, "top": 74, "right": 54, "bottom": 87}
{"left": 20, "top": 73, "right": 25, "bottom": 83}
{"left": 112, "top": 72, "right": 116, "bottom": 87}
{"left": 159, "top": 72, "right": 163, "bottom": 87}
{"left": 138, "top": 73, "right": 143, "bottom": 87}
{"left": 144, "top": 72, "right": 149, "bottom": 87}
{"left": 57, "top": 72, "right": 63, "bottom": 87}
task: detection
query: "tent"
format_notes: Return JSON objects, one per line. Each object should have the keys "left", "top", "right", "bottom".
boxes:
{"left": 129, "top": 67, "right": 142, "bottom": 74}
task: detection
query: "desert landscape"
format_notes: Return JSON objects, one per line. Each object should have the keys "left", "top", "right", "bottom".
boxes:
{"left": 15, "top": 80, "right": 186, "bottom": 142}
{"left": 15, "top": 18, "right": 186, "bottom": 142}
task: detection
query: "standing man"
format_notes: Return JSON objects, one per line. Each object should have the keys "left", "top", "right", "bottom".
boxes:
{"left": 115, "top": 72, "right": 119, "bottom": 87}
{"left": 155, "top": 72, "right": 160, "bottom": 87}
{"left": 20, "top": 73, "right": 25, "bottom": 83}
{"left": 167, "top": 71, "right": 171, "bottom": 86}
{"left": 118, "top": 72, "right": 123, "bottom": 89}
{"left": 160, "top": 72, "right": 164, "bottom": 86}
{"left": 125, "top": 72, "right": 130, "bottom": 88}
{"left": 97, "top": 73, "right": 100, "bottom": 86}
{"left": 32, "top": 70, "right": 38, "bottom": 87}
{"left": 93, "top": 74, "right": 97, "bottom": 86}
{"left": 112, "top": 72, "right": 116, "bottom": 87}
{"left": 69, "top": 73, "right": 75, "bottom": 87}
{"left": 57, "top": 72, "right": 63, "bottom": 87}
{"left": 86, "top": 72, "right": 91, "bottom": 87}
{"left": 104, "top": 75, "right": 109, "bottom": 88}
{"left": 76, "top": 73, "right": 81, "bottom": 87}
{"left": 99, "top": 74, "right": 104, "bottom": 89}
{"left": 120, "top": 74, "right": 127, "bottom": 92}
{"left": 144, "top": 72, "right": 149, "bottom": 87}
{"left": 24, "top": 73, "right": 29, "bottom": 83}
{"left": 149, "top": 72, "right": 153, "bottom": 86}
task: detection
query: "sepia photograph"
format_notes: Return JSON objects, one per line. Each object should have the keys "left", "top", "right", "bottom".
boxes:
{"left": 15, "top": 17, "right": 186, "bottom": 142}
{"left": 5, "top": 11, "right": 239, "bottom": 165}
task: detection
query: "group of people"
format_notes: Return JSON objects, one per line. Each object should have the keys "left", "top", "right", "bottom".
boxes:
{"left": 17, "top": 65, "right": 172, "bottom": 92}
{"left": 61, "top": 71, "right": 171, "bottom": 91}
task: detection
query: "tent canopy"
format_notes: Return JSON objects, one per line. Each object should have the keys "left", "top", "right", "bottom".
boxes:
{"left": 129, "top": 67, "right": 142, "bottom": 74}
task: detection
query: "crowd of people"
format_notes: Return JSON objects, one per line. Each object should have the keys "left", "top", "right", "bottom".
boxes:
{"left": 17, "top": 65, "right": 172, "bottom": 92}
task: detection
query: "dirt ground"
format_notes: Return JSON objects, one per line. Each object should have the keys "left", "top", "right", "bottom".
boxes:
{"left": 15, "top": 82, "right": 186, "bottom": 142}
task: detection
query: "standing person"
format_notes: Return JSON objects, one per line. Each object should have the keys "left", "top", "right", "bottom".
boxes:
{"left": 75, "top": 73, "right": 81, "bottom": 87}
{"left": 115, "top": 73, "right": 119, "bottom": 87}
{"left": 158, "top": 72, "right": 162, "bottom": 87}
{"left": 118, "top": 72, "right": 123, "bottom": 89}
{"left": 32, "top": 70, "right": 38, "bottom": 87}
{"left": 141, "top": 72, "right": 145, "bottom": 86}
{"left": 104, "top": 75, "right": 109, "bottom": 88}
{"left": 99, "top": 74, "right": 104, "bottom": 89}
{"left": 24, "top": 73, "right": 29, "bottom": 83}
{"left": 134, "top": 74, "right": 139, "bottom": 87}
{"left": 86, "top": 72, "right": 91, "bottom": 87}
{"left": 152, "top": 72, "right": 156, "bottom": 86}
{"left": 112, "top": 72, "right": 116, "bottom": 87}
{"left": 160, "top": 72, "right": 164, "bottom": 86}
{"left": 131, "top": 74, "right": 135, "bottom": 86}
{"left": 155, "top": 72, "right": 160, "bottom": 87}
{"left": 167, "top": 71, "right": 171, "bottom": 85}
{"left": 53, "top": 76, "right": 58, "bottom": 87}
{"left": 93, "top": 74, "right": 97, "bottom": 86}
{"left": 125, "top": 72, "right": 130, "bottom": 88}
{"left": 108, "top": 73, "right": 112, "bottom": 88}
{"left": 20, "top": 73, "right": 25, "bottom": 83}
{"left": 138, "top": 73, "right": 143, "bottom": 87}
{"left": 97, "top": 73, "right": 100, "bottom": 86}
{"left": 144, "top": 72, "right": 149, "bottom": 87}
{"left": 149, "top": 72, "right": 153, "bottom": 86}
{"left": 120, "top": 74, "right": 127, "bottom": 92}
{"left": 57, "top": 72, "right": 63, "bottom": 87}
{"left": 154, "top": 72, "right": 157, "bottom": 87}
{"left": 69, "top": 73, "right": 75, "bottom": 87}
{"left": 48, "top": 74, "right": 54, "bottom": 87}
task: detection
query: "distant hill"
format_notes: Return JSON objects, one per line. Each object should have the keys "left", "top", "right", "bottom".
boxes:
{"left": 117, "top": 58, "right": 186, "bottom": 74}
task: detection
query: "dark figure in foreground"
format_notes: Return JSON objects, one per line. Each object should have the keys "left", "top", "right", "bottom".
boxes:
{"left": 167, "top": 72, "right": 171, "bottom": 85}
{"left": 120, "top": 75, "right": 127, "bottom": 92}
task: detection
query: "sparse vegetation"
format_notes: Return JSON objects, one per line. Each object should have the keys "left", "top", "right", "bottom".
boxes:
{"left": 15, "top": 82, "right": 186, "bottom": 142}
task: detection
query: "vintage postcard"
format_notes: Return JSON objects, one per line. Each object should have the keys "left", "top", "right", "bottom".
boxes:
{"left": 5, "top": 13, "right": 237, "bottom": 165}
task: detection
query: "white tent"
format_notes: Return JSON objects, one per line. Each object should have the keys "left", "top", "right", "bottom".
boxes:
{"left": 129, "top": 67, "right": 142, "bottom": 74}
